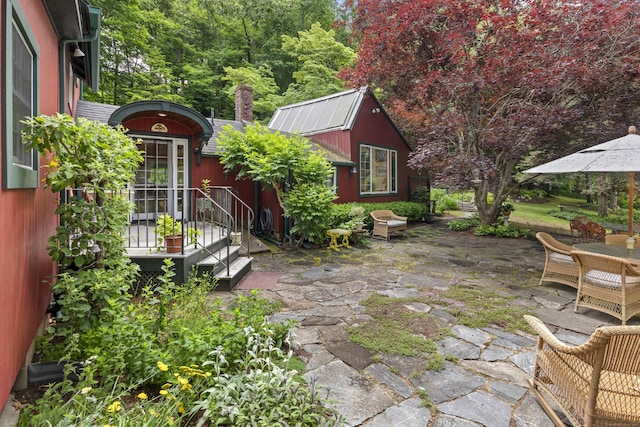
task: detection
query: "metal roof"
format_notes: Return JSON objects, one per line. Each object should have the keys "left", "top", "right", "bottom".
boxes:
{"left": 268, "top": 87, "right": 367, "bottom": 136}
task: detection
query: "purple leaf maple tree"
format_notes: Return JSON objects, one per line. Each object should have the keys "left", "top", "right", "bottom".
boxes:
{"left": 343, "top": 0, "right": 640, "bottom": 224}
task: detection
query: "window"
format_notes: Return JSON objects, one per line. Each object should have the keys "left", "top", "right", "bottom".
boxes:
{"left": 326, "top": 167, "right": 337, "bottom": 194}
{"left": 3, "top": 0, "right": 39, "bottom": 189}
{"left": 359, "top": 145, "right": 398, "bottom": 194}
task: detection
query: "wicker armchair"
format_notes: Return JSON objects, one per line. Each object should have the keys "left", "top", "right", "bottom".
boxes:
{"left": 370, "top": 210, "right": 407, "bottom": 241}
{"left": 604, "top": 235, "right": 640, "bottom": 247}
{"left": 571, "top": 250, "right": 640, "bottom": 325}
{"left": 535, "top": 232, "right": 579, "bottom": 289}
{"left": 524, "top": 315, "right": 640, "bottom": 427}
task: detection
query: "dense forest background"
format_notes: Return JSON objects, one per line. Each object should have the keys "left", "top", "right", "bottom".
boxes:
{"left": 84, "top": 0, "right": 353, "bottom": 122}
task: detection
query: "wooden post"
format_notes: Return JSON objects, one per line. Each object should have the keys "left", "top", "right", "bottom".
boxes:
{"left": 629, "top": 172, "right": 635, "bottom": 237}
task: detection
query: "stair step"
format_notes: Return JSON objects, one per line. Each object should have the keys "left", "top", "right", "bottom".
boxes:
{"left": 214, "top": 256, "right": 253, "bottom": 291}
{"left": 197, "top": 246, "right": 240, "bottom": 267}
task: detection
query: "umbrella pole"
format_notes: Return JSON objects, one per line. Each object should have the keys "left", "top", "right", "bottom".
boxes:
{"left": 629, "top": 172, "right": 635, "bottom": 237}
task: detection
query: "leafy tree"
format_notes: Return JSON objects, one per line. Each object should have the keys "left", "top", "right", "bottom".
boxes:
{"left": 86, "top": 0, "right": 341, "bottom": 119}
{"left": 217, "top": 123, "right": 336, "bottom": 245}
{"left": 278, "top": 22, "right": 356, "bottom": 105}
{"left": 222, "top": 65, "right": 281, "bottom": 122}
{"left": 344, "top": 0, "right": 640, "bottom": 225}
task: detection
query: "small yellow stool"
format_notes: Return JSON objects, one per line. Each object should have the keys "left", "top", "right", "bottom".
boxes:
{"left": 327, "top": 229, "right": 352, "bottom": 251}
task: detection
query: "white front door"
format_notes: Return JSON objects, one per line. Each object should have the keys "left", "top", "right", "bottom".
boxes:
{"left": 133, "top": 137, "right": 188, "bottom": 220}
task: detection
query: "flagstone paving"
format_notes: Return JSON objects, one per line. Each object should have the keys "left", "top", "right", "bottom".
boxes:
{"left": 231, "top": 217, "right": 639, "bottom": 426}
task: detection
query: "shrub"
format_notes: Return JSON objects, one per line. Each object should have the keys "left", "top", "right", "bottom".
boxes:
{"left": 448, "top": 218, "right": 479, "bottom": 231}
{"left": 473, "top": 224, "right": 533, "bottom": 238}
{"left": 435, "top": 195, "right": 460, "bottom": 213}
{"left": 411, "top": 185, "right": 431, "bottom": 204}
{"left": 332, "top": 201, "right": 429, "bottom": 229}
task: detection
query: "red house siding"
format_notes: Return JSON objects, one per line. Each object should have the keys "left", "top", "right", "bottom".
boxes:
{"left": 308, "top": 130, "right": 351, "bottom": 158}
{"left": 314, "top": 96, "right": 412, "bottom": 204}
{"left": 192, "top": 156, "right": 256, "bottom": 202}
{"left": 0, "top": 0, "right": 65, "bottom": 407}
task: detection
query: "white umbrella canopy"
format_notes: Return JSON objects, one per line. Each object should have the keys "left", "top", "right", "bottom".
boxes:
{"left": 524, "top": 126, "right": 640, "bottom": 236}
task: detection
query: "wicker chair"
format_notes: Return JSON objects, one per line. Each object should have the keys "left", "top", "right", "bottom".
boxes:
{"left": 370, "top": 210, "right": 407, "bottom": 241}
{"left": 604, "top": 235, "right": 640, "bottom": 247}
{"left": 535, "top": 232, "right": 579, "bottom": 289}
{"left": 571, "top": 250, "right": 640, "bottom": 325}
{"left": 524, "top": 314, "right": 640, "bottom": 427}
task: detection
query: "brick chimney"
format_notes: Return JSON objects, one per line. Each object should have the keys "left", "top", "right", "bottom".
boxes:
{"left": 235, "top": 85, "right": 253, "bottom": 122}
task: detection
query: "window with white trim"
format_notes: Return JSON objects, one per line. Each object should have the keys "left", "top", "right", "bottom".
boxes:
{"left": 359, "top": 145, "right": 397, "bottom": 194}
{"left": 326, "top": 167, "right": 337, "bottom": 194}
{"left": 3, "top": 0, "right": 39, "bottom": 189}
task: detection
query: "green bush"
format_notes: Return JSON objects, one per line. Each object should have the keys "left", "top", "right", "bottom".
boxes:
{"left": 332, "top": 201, "right": 429, "bottom": 230}
{"left": 283, "top": 183, "right": 337, "bottom": 245}
{"left": 435, "top": 195, "right": 461, "bottom": 213}
{"left": 411, "top": 185, "right": 431, "bottom": 204}
{"left": 473, "top": 224, "right": 533, "bottom": 238}
{"left": 448, "top": 218, "right": 479, "bottom": 231}
{"left": 518, "top": 189, "right": 547, "bottom": 199}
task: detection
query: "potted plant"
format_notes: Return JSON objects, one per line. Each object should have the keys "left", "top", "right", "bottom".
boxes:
{"left": 349, "top": 205, "right": 366, "bottom": 230}
{"left": 154, "top": 214, "right": 183, "bottom": 253}
{"left": 500, "top": 200, "right": 515, "bottom": 217}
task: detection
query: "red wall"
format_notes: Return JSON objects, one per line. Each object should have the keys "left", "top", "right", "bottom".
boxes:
{"left": 0, "top": 0, "right": 63, "bottom": 406}
{"left": 313, "top": 96, "right": 413, "bottom": 204}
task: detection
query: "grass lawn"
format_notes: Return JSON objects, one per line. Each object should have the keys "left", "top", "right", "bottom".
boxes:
{"left": 444, "top": 192, "right": 599, "bottom": 234}
{"left": 510, "top": 194, "right": 597, "bottom": 231}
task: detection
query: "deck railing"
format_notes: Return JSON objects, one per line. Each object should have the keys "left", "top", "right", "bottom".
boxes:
{"left": 124, "top": 186, "right": 254, "bottom": 262}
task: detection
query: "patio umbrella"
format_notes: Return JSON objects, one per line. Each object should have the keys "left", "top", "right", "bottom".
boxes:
{"left": 524, "top": 126, "right": 640, "bottom": 237}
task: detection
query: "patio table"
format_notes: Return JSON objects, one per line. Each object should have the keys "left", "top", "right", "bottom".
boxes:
{"left": 327, "top": 229, "right": 352, "bottom": 251}
{"left": 573, "top": 242, "right": 640, "bottom": 261}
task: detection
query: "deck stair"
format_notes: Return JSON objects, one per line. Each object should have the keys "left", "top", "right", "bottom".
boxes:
{"left": 124, "top": 186, "right": 254, "bottom": 290}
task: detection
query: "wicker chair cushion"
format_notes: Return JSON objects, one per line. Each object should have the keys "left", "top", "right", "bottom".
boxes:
{"left": 550, "top": 252, "right": 574, "bottom": 264}
{"left": 386, "top": 220, "right": 407, "bottom": 227}
{"left": 584, "top": 270, "right": 640, "bottom": 288}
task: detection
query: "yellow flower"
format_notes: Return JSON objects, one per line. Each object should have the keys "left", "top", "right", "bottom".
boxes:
{"left": 177, "top": 376, "right": 188, "bottom": 385}
{"left": 80, "top": 387, "right": 92, "bottom": 394}
{"left": 177, "top": 402, "right": 185, "bottom": 414}
{"left": 103, "top": 425, "right": 115, "bottom": 427}
{"left": 137, "top": 392, "right": 148, "bottom": 400}
{"left": 157, "top": 361, "right": 169, "bottom": 372}
{"left": 159, "top": 390, "right": 168, "bottom": 396}
{"left": 167, "top": 416, "right": 175, "bottom": 426}
{"left": 106, "top": 401, "right": 122, "bottom": 413}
